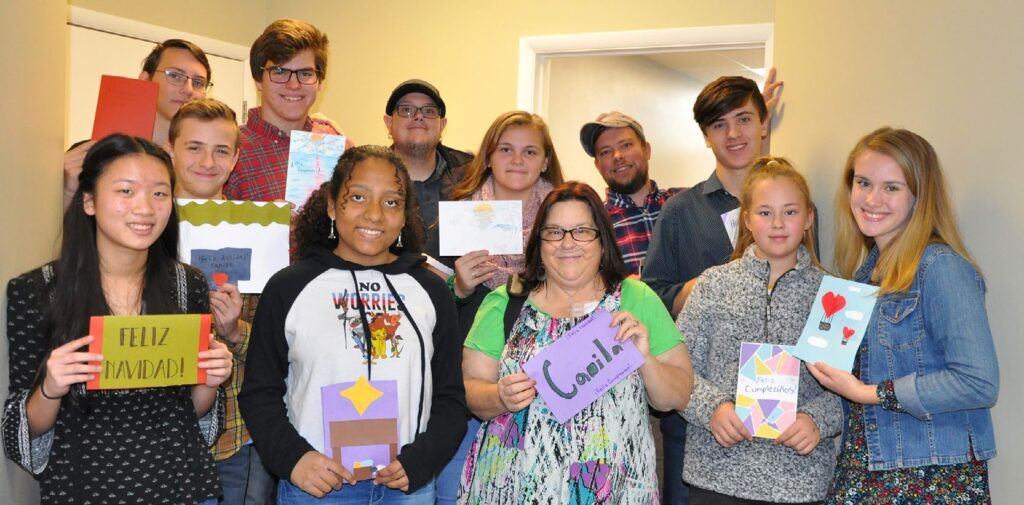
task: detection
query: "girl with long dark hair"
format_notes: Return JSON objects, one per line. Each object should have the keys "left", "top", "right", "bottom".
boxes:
{"left": 3, "top": 134, "right": 233, "bottom": 504}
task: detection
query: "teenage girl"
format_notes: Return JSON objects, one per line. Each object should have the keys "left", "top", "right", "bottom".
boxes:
{"left": 437, "top": 110, "right": 565, "bottom": 504}
{"left": 809, "top": 127, "right": 998, "bottom": 503}
{"left": 238, "top": 145, "right": 466, "bottom": 504}
{"left": 3, "top": 134, "right": 233, "bottom": 505}
{"left": 677, "top": 157, "right": 842, "bottom": 504}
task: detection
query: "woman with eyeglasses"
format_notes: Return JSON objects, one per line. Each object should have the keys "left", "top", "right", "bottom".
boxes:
{"left": 456, "top": 182, "right": 693, "bottom": 503}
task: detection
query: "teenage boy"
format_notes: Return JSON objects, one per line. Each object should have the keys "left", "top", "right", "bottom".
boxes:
{"left": 224, "top": 19, "right": 353, "bottom": 202}
{"left": 579, "top": 111, "right": 684, "bottom": 275}
{"left": 383, "top": 79, "right": 473, "bottom": 263}
{"left": 642, "top": 75, "right": 776, "bottom": 505}
{"left": 167, "top": 98, "right": 275, "bottom": 505}
{"left": 64, "top": 39, "right": 211, "bottom": 208}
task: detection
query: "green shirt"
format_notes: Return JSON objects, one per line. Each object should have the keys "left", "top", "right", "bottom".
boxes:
{"left": 465, "top": 278, "right": 683, "bottom": 360}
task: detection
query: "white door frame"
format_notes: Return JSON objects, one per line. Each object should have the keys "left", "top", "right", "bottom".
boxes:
{"left": 517, "top": 23, "right": 774, "bottom": 114}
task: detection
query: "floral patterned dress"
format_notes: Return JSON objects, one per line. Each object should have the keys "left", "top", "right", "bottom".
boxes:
{"left": 826, "top": 348, "right": 991, "bottom": 504}
{"left": 458, "top": 286, "right": 659, "bottom": 504}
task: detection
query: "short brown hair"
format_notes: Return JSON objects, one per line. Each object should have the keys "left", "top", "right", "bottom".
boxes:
{"left": 168, "top": 98, "right": 240, "bottom": 149}
{"left": 141, "top": 39, "right": 211, "bottom": 81}
{"left": 249, "top": 19, "right": 329, "bottom": 81}
{"left": 693, "top": 76, "right": 766, "bottom": 135}
{"left": 521, "top": 182, "right": 628, "bottom": 293}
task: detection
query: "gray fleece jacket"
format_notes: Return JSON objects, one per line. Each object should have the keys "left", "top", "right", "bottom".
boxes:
{"left": 677, "top": 244, "right": 842, "bottom": 502}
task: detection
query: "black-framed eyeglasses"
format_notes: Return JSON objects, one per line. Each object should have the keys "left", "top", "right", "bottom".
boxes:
{"left": 394, "top": 104, "right": 441, "bottom": 119}
{"left": 539, "top": 226, "right": 600, "bottom": 242}
{"left": 159, "top": 69, "right": 211, "bottom": 90}
{"left": 262, "top": 66, "right": 319, "bottom": 85}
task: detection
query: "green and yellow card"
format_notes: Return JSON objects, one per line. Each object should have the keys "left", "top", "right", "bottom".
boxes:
{"left": 87, "top": 314, "right": 211, "bottom": 390}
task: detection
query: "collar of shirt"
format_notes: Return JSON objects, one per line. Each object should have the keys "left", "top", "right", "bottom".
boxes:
{"left": 424, "top": 148, "right": 449, "bottom": 185}
{"left": 605, "top": 179, "right": 665, "bottom": 209}
{"left": 702, "top": 170, "right": 729, "bottom": 196}
{"left": 245, "top": 107, "right": 314, "bottom": 139}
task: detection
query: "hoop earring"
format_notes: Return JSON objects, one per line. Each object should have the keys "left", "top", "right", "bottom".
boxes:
{"left": 396, "top": 232, "right": 403, "bottom": 248}
{"left": 328, "top": 218, "right": 336, "bottom": 239}
{"left": 537, "top": 264, "right": 547, "bottom": 281}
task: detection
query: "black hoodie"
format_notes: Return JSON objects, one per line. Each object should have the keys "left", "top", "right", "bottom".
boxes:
{"left": 239, "top": 248, "right": 467, "bottom": 492}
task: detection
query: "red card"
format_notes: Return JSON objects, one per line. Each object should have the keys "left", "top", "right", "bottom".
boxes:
{"left": 91, "top": 75, "right": 159, "bottom": 141}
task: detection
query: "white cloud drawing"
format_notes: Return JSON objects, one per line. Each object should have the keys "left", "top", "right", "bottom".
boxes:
{"left": 848, "top": 286, "right": 862, "bottom": 292}
{"left": 845, "top": 310, "right": 864, "bottom": 321}
{"left": 807, "top": 336, "right": 828, "bottom": 348}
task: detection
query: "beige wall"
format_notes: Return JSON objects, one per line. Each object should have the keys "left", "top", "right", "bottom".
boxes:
{"left": 3, "top": 1, "right": 1019, "bottom": 502}
{"left": 69, "top": 0, "right": 266, "bottom": 46}
{"left": 0, "top": 2, "right": 66, "bottom": 502}
{"left": 265, "top": 0, "right": 774, "bottom": 151}
{"left": 772, "top": 1, "right": 1023, "bottom": 500}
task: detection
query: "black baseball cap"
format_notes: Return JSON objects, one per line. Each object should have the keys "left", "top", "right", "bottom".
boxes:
{"left": 385, "top": 79, "right": 446, "bottom": 118}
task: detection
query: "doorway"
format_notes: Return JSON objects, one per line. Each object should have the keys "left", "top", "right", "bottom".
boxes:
{"left": 520, "top": 24, "right": 771, "bottom": 191}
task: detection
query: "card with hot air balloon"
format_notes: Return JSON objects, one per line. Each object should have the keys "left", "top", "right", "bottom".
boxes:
{"left": 792, "top": 276, "right": 879, "bottom": 372}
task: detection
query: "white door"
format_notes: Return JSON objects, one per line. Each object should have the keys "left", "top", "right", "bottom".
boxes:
{"left": 66, "top": 8, "right": 254, "bottom": 146}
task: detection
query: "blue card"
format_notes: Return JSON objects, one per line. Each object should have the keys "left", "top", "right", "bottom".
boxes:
{"left": 792, "top": 276, "right": 879, "bottom": 372}
{"left": 190, "top": 247, "right": 253, "bottom": 290}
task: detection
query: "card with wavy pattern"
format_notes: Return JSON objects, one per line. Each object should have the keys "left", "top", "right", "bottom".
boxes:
{"left": 177, "top": 199, "right": 290, "bottom": 293}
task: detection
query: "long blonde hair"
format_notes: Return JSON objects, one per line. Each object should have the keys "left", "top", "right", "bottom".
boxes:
{"left": 451, "top": 111, "right": 564, "bottom": 201}
{"left": 834, "top": 127, "right": 977, "bottom": 293}
{"left": 731, "top": 157, "right": 822, "bottom": 269}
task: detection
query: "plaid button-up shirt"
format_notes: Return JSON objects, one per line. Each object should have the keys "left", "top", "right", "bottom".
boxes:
{"left": 211, "top": 294, "right": 259, "bottom": 461}
{"left": 604, "top": 180, "right": 685, "bottom": 275}
{"left": 223, "top": 108, "right": 341, "bottom": 202}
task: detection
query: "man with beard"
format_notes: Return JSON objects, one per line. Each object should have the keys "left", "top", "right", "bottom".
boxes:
{"left": 383, "top": 79, "right": 473, "bottom": 266}
{"left": 580, "top": 111, "right": 683, "bottom": 275}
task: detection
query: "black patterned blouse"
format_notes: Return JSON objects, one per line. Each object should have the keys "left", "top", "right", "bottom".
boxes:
{"left": 2, "top": 263, "right": 224, "bottom": 504}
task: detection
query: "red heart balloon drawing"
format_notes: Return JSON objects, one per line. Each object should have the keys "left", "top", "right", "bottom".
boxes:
{"left": 212, "top": 271, "right": 228, "bottom": 287}
{"left": 841, "top": 326, "right": 855, "bottom": 345}
{"left": 818, "top": 291, "right": 847, "bottom": 331}
{"left": 821, "top": 291, "right": 847, "bottom": 317}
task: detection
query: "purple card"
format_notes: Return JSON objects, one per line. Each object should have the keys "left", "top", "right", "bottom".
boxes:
{"left": 321, "top": 378, "right": 399, "bottom": 481}
{"left": 522, "top": 308, "right": 645, "bottom": 423}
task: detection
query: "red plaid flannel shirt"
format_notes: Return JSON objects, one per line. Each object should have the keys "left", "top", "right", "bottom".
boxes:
{"left": 223, "top": 107, "right": 342, "bottom": 202}
{"left": 604, "top": 180, "right": 685, "bottom": 275}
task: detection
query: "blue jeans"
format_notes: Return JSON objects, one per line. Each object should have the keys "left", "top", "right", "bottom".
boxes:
{"left": 435, "top": 418, "right": 480, "bottom": 504}
{"left": 661, "top": 413, "right": 689, "bottom": 504}
{"left": 217, "top": 444, "right": 276, "bottom": 505}
{"left": 277, "top": 479, "right": 434, "bottom": 505}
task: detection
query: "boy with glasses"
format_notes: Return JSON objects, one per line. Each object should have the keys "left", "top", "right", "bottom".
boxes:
{"left": 224, "top": 19, "right": 353, "bottom": 202}
{"left": 63, "top": 39, "right": 212, "bottom": 208}
{"left": 383, "top": 79, "right": 473, "bottom": 265}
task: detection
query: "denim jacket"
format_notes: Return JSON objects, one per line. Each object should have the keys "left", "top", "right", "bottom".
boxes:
{"left": 854, "top": 243, "right": 998, "bottom": 470}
